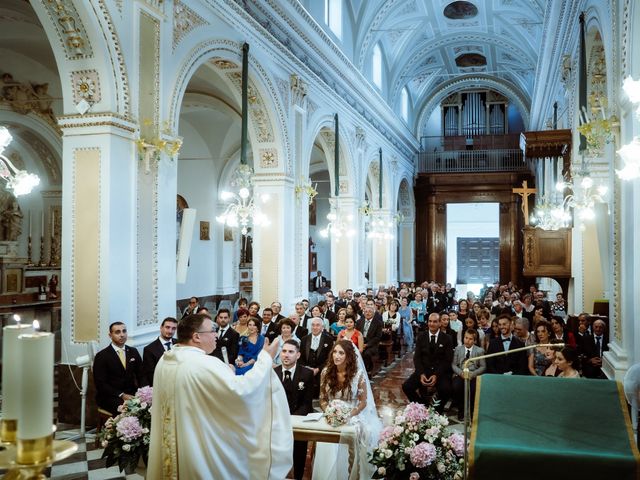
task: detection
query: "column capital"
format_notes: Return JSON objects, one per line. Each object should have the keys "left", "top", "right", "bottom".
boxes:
{"left": 58, "top": 112, "right": 137, "bottom": 138}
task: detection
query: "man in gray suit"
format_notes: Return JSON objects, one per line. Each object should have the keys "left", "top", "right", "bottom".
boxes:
{"left": 451, "top": 328, "right": 486, "bottom": 421}
{"left": 356, "top": 305, "right": 383, "bottom": 373}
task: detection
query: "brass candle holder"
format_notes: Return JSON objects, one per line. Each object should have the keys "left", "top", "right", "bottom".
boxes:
{"left": 0, "top": 426, "right": 77, "bottom": 480}
{"left": 0, "top": 418, "right": 17, "bottom": 443}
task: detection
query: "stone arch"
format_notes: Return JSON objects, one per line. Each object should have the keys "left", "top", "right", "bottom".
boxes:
{"left": 169, "top": 40, "right": 289, "bottom": 175}
{"left": 30, "top": 0, "right": 129, "bottom": 117}
{"left": 361, "top": 150, "right": 393, "bottom": 210}
{"left": 415, "top": 75, "right": 531, "bottom": 137}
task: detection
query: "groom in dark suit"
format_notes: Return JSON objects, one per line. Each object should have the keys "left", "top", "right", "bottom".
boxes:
{"left": 210, "top": 308, "right": 239, "bottom": 366}
{"left": 142, "top": 317, "right": 177, "bottom": 386}
{"left": 93, "top": 322, "right": 143, "bottom": 415}
{"left": 275, "top": 339, "right": 314, "bottom": 480}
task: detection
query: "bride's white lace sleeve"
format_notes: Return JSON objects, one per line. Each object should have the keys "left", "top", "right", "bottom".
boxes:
{"left": 319, "top": 368, "right": 329, "bottom": 412}
{"left": 351, "top": 371, "right": 368, "bottom": 417}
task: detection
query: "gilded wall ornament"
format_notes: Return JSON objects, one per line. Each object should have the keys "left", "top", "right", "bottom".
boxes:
{"left": 173, "top": 0, "right": 207, "bottom": 49}
{"left": 71, "top": 70, "right": 101, "bottom": 104}
{"left": 41, "top": 0, "right": 93, "bottom": 59}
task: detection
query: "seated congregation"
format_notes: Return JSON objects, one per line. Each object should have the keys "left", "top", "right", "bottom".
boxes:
{"left": 93, "top": 281, "right": 608, "bottom": 478}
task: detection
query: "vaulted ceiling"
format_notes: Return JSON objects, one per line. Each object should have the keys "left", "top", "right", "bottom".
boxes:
{"left": 305, "top": 0, "right": 547, "bottom": 129}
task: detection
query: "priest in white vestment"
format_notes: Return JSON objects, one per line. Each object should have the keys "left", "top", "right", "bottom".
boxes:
{"left": 147, "top": 314, "right": 293, "bottom": 479}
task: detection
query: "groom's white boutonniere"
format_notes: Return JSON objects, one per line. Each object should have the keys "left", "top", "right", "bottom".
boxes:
{"left": 298, "top": 382, "right": 305, "bottom": 390}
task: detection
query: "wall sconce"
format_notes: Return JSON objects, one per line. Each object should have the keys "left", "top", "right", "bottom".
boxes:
{"left": 136, "top": 120, "right": 182, "bottom": 173}
{"left": 294, "top": 178, "right": 318, "bottom": 205}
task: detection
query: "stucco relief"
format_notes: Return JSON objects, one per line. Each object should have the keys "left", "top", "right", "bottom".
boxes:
{"left": 173, "top": 0, "right": 207, "bottom": 50}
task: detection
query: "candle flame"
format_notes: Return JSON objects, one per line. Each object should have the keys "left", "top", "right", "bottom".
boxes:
{"left": 32, "top": 320, "right": 40, "bottom": 330}
{"left": 13, "top": 314, "right": 21, "bottom": 325}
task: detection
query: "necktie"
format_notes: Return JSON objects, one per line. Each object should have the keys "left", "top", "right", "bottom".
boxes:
{"left": 595, "top": 336, "right": 602, "bottom": 356}
{"left": 502, "top": 337, "right": 511, "bottom": 342}
{"left": 312, "top": 335, "right": 319, "bottom": 350}
{"left": 465, "top": 349, "right": 470, "bottom": 360}
{"left": 165, "top": 341, "right": 172, "bottom": 351}
{"left": 284, "top": 370, "right": 292, "bottom": 384}
{"left": 430, "top": 334, "right": 436, "bottom": 347}
{"left": 117, "top": 349, "right": 126, "bottom": 369}
{"left": 364, "top": 321, "right": 371, "bottom": 337}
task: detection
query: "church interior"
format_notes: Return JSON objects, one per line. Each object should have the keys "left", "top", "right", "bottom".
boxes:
{"left": 1, "top": 0, "right": 640, "bottom": 478}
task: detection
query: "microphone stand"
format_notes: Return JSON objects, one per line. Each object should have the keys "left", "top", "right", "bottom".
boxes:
{"left": 461, "top": 342, "right": 564, "bottom": 480}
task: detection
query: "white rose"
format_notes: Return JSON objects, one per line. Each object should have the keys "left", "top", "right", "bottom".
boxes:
{"left": 437, "top": 463, "right": 446, "bottom": 473}
{"left": 101, "top": 440, "right": 108, "bottom": 448}
{"left": 412, "top": 433, "right": 419, "bottom": 441}
{"left": 377, "top": 467, "right": 386, "bottom": 475}
{"left": 385, "top": 449, "right": 393, "bottom": 458}
{"left": 122, "top": 443, "right": 131, "bottom": 452}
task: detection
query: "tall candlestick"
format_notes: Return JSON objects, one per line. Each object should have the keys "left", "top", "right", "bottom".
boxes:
{"left": 17, "top": 331, "right": 54, "bottom": 441}
{"left": 1, "top": 323, "right": 34, "bottom": 442}
{"left": 28, "top": 211, "right": 32, "bottom": 237}
{"left": 41, "top": 210, "right": 44, "bottom": 235}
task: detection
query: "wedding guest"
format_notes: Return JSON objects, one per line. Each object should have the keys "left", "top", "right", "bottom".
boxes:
{"left": 550, "top": 316, "right": 576, "bottom": 347}
{"left": 439, "top": 311, "right": 458, "bottom": 348}
{"left": 235, "top": 317, "right": 264, "bottom": 375}
{"left": 458, "top": 316, "right": 484, "bottom": 347}
{"left": 142, "top": 317, "right": 177, "bottom": 386}
{"left": 486, "top": 315, "right": 528, "bottom": 375}
{"left": 299, "top": 317, "right": 334, "bottom": 397}
{"left": 181, "top": 296, "right": 200, "bottom": 318}
{"left": 451, "top": 329, "right": 486, "bottom": 420}
{"left": 483, "top": 318, "right": 500, "bottom": 351}
{"left": 398, "top": 296, "right": 414, "bottom": 347}
{"left": 402, "top": 313, "right": 453, "bottom": 413}
{"left": 259, "top": 307, "right": 279, "bottom": 342}
{"left": 233, "top": 308, "right": 250, "bottom": 336}
{"left": 555, "top": 346, "right": 581, "bottom": 378}
{"left": 528, "top": 320, "right": 554, "bottom": 376}
{"left": 273, "top": 318, "right": 299, "bottom": 366}
{"left": 410, "top": 292, "right": 427, "bottom": 326}
{"left": 448, "top": 310, "right": 463, "bottom": 333}
{"left": 330, "top": 307, "right": 347, "bottom": 336}
{"left": 210, "top": 308, "right": 239, "bottom": 366}
{"left": 457, "top": 299, "right": 470, "bottom": 321}
{"left": 356, "top": 305, "right": 383, "bottom": 373}
{"left": 338, "top": 315, "right": 364, "bottom": 352}
{"left": 583, "top": 319, "right": 609, "bottom": 379}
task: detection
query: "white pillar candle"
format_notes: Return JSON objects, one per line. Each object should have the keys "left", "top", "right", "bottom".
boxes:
{"left": 1, "top": 323, "right": 34, "bottom": 421}
{"left": 16, "top": 331, "right": 54, "bottom": 440}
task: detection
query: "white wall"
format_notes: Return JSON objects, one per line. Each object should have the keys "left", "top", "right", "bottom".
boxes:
{"left": 446, "top": 203, "right": 499, "bottom": 286}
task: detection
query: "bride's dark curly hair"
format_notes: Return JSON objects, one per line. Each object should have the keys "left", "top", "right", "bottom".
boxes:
{"left": 321, "top": 340, "right": 359, "bottom": 400}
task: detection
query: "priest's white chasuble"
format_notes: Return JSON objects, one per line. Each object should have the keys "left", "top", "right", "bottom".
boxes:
{"left": 147, "top": 345, "right": 293, "bottom": 479}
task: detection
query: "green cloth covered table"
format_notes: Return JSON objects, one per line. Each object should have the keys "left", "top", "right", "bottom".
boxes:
{"left": 470, "top": 374, "right": 640, "bottom": 480}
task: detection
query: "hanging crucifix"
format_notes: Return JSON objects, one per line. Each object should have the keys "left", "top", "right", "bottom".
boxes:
{"left": 512, "top": 180, "right": 536, "bottom": 225}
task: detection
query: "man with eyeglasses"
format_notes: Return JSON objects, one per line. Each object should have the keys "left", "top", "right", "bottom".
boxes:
{"left": 148, "top": 313, "right": 292, "bottom": 478}
{"left": 181, "top": 296, "right": 200, "bottom": 319}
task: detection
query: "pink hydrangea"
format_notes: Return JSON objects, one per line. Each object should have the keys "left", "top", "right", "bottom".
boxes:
{"left": 409, "top": 442, "right": 437, "bottom": 468}
{"left": 116, "top": 416, "right": 144, "bottom": 442}
{"left": 447, "top": 432, "right": 465, "bottom": 457}
{"left": 136, "top": 386, "right": 153, "bottom": 405}
{"left": 379, "top": 426, "right": 395, "bottom": 443}
{"left": 403, "top": 402, "right": 430, "bottom": 424}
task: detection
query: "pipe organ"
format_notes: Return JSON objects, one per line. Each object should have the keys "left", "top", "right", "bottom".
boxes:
{"left": 441, "top": 90, "right": 509, "bottom": 137}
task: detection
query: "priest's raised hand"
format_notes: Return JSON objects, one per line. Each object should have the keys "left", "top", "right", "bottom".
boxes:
{"left": 147, "top": 313, "right": 293, "bottom": 479}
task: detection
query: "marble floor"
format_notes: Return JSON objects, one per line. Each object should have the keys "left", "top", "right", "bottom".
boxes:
{"left": 4, "top": 347, "right": 463, "bottom": 479}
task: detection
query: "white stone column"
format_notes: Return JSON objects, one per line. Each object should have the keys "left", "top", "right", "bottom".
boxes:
{"left": 330, "top": 197, "right": 360, "bottom": 292}
{"left": 369, "top": 210, "right": 395, "bottom": 288}
{"left": 398, "top": 218, "right": 415, "bottom": 282}
{"left": 251, "top": 174, "right": 296, "bottom": 309}
{"left": 59, "top": 116, "right": 138, "bottom": 362}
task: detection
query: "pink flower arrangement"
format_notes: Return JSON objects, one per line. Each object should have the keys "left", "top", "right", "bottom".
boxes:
{"left": 408, "top": 442, "right": 437, "bottom": 468}
{"left": 99, "top": 387, "right": 153, "bottom": 474}
{"left": 370, "top": 402, "right": 465, "bottom": 479}
{"left": 116, "top": 416, "right": 144, "bottom": 442}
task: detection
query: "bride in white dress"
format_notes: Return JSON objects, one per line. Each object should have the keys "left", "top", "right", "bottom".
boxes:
{"left": 313, "top": 339, "right": 382, "bottom": 479}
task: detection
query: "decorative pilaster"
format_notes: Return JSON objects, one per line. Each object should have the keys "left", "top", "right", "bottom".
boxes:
{"left": 330, "top": 197, "right": 360, "bottom": 292}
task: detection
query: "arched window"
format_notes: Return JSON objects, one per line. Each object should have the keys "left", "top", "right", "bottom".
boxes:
{"left": 372, "top": 44, "right": 382, "bottom": 89}
{"left": 401, "top": 87, "right": 409, "bottom": 121}
{"left": 324, "top": 0, "right": 342, "bottom": 39}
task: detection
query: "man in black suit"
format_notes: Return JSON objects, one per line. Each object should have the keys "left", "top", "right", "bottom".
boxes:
{"left": 259, "top": 307, "right": 279, "bottom": 342}
{"left": 271, "top": 301, "right": 286, "bottom": 322}
{"left": 93, "top": 322, "right": 143, "bottom": 415}
{"left": 275, "top": 339, "right": 314, "bottom": 480}
{"left": 288, "top": 312, "right": 308, "bottom": 340}
{"left": 181, "top": 296, "right": 200, "bottom": 319}
{"left": 582, "top": 319, "right": 609, "bottom": 379}
{"left": 486, "top": 314, "right": 528, "bottom": 375}
{"left": 299, "top": 317, "right": 334, "bottom": 397}
{"left": 142, "top": 317, "right": 177, "bottom": 386}
{"left": 357, "top": 305, "right": 383, "bottom": 372}
{"left": 402, "top": 313, "right": 453, "bottom": 413}
{"left": 312, "top": 270, "right": 328, "bottom": 292}
{"left": 210, "top": 308, "right": 239, "bottom": 366}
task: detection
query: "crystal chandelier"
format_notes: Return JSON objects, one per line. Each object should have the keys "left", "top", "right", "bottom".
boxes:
{"left": 530, "top": 195, "right": 571, "bottom": 230}
{"left": 0, "top": 126, "right": 40, "bottom": 196}
{"left": 617, "top": 76, "right": 640, "bottom": 180}
{"left": 215, "top": 42, "right": 269, "bottom": 236}
{"left": 319, "top": 206, "right": 356, "bottom": 240}
{"left": 216, "top": 164, "right": 269, "bottom": 236}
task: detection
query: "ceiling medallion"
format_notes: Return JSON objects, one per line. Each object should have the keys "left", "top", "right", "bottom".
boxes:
{"left": 443, "top": 1, "right": 478, "bottom": 20}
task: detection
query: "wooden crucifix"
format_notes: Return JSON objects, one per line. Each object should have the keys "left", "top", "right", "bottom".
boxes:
{"left": 512, "top": 180, "right": 536, "bottom": 225}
